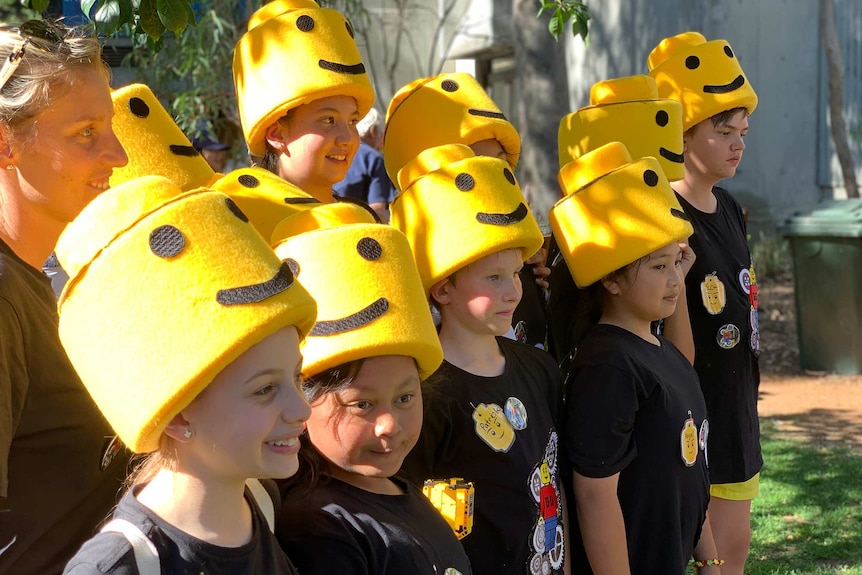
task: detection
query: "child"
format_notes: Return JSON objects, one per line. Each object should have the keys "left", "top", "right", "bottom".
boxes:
{"left": 269, "top": 218, "right": 472, "bottom": 574}
{"left": 648, "top": 31, "right": 760, "bottom": 575}
{"left": 553, "top": 142, "right": 718, "bottom": 574}
{"left": 58, "top": 175, "right": 317, "bottom": 574}
{"left": 549, "top": 74, "right": 692, "bottom": 364}
{"left": 233, "top": 0, "right": 374, "bottom": 204}
{"left": 383, "top": 72, "right": 549, "bottom": 349}
{"left": 391, "top": 144, "right": 567, "bottom": 575}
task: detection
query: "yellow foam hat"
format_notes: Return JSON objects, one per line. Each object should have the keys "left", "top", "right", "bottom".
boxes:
{"left": 110, "top": 84, "right": 217, "bottom": 191}
{"left": 390, "top": 144, "right": 543, "bottom": 294}
{"left": 558, "top": 75, "right": 685, "bottom": 182}
{"left": 550, "top": 142, "right": 694, "bottom": 288}
{"left": 56, "top": 175, "right": 317, "bottom": 453}
{"left": 383, "top": 72, "right": 520, "bottom": 184}
{"left": 647, "top": 31, "right": 758, "bottom": 131}
{"left": 272, "top": 223, "right": 442, "bottom": 379}
{"left": 233, "top": 0, "right": 374, "bottom": 157}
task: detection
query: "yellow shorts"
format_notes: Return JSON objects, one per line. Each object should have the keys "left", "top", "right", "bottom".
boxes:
{"left": 710, "top": 473, "right": 760, "bottom": 501}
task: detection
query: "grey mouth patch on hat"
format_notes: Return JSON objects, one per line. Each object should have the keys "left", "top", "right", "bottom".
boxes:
{"left": 318, "top": 60, "right": 366, "bottom": 75}
{"left": 468, "top": 109, "right": 507, "bottom": 121}
{"left": 309, "top": 297, "right": 389, "bottom": 336}
{"left": 703, "top": 75, "right": 744, "bottom": 94}
{"left": 671, "top": 208, "right": 691, "bottom": 221}
{"left": 217, "top": 261, "right": 294, "bottom": 305}
{"left": 284, "top": 197, "right": 321, "bottom": 204}
{"left": 660, "top": 148, "right": 685, "bottom": 163}
{"left": 169, "top": 145, "right": 200, "bottom": 157}
{"left": 476, "top": 202, "right": 528, "bottom": 225}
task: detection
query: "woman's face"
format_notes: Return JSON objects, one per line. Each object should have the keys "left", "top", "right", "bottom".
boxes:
{"left": 268, "top": 95, "right": 360, "bottom": 202}
{"left": 9, "top": 66, "right": 127, "bottom": 224}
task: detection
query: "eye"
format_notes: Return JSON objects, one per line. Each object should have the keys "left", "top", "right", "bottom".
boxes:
{"left": 643, "top": 170, "right": 659, "bottom": 187}
{"left": 655, "top": 110, "right": 669, "bottom": 127}
{"left": 296, "top": 15, "right": 314, "bottom": 32}
{"left": 397, "top": 393, "right": 415, "bottom": 405}
{"left": 238, "top": 174, "right": 260, "bottom": 188}
{"left": 225, "top": 198, "right": 249, "bottom": 223}
{"left": 128, "top": 97, "right": 150, "bottom": 118}
{"left": 345, "top": 19, "right": 354, "bottom": 38}
{"left": 79, "top": 126, "right": 94, "bottom": 137}
{"left": 455, "top": 172, "right": 475, "bottom": 191}
{"left": 254, "top": 383, "right": 275, "bottom": 397}
{"left": 503, "top": 167, "right": 516, "bottom": 185}
{"left": 357, "top": 237, "right": 383, "bottom": 261}
{"left": 685, "top": 55, "right": 700, "bottom": 70}
{"left": 653, "top": 264, "right": 666, "bottom": 270}
{"left": 149, "top": 225, "right": 185, "bottom": 258}
{"left": 488, "top": 274, "right": 500, "bottom": 281}
{"left": 724, "top": 45, "right": 734, "bottom": 58}
{"left": 353, "top": 400, "right": 372, "bottom": 410}
{"left": 441, "top": 79, "right": 459, "bottom": 92}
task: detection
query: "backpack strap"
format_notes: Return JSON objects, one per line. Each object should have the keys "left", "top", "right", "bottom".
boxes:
{"left": 101, "top": 518, "right": 160, "bottom": 575}
{"left": 245, "top": 478, "right": 275, "bottom": 532}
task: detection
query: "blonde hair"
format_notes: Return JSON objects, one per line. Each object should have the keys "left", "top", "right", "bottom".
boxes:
{"left": 0, "top": 19, "right": 106, "bottom": 141}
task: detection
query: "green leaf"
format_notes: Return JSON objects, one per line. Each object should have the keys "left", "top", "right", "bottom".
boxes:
{"left": 548, "top": 10, "right": 563, "bottom": 41}
{"left": 156, "top": 0, "right": 189, "bottom": 35}
{"left": 139, "top": 0, "right": 165, "bottom": 39}
{"left": 94, "top": 0, "right": 122, "bottom": 35}
{"left": 80, "top": 0, "right": 100, "bottom": 19}
{"left": 28, "top": 0, "right": 50, "bottom": 12}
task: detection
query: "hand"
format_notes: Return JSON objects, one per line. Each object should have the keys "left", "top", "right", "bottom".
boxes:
{"left": 678, "top": 241, "right": 696, "bottom": 278}
{"left": 526, "top": 248, "right": 550, "bottom": 289}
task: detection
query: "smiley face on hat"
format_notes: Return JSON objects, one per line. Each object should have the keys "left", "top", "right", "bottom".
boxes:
{"left": 272, "top": 223, "right": 442, "bottom": 379}
{"left": 647, "top": 31, "right": 757, "bottom": 131}
{"left": 110, "top": 84, "right": 218, "bottom": 191}
{"left": 383, "top": 73, "right": 520, "bottom": 184}
{"left": 57, "top": 175, "right": 317, "bottom": 453}
{"left": 390, "top": 144, "right": 543, "bottom": 294}
{"left": 558, "top": 75, "right": 685, "bottom": 182}
{"left": 551, "top": 142, "right": 694, "bottom": 288}
{"left": 233, "top": 0, "right": 374, "bottom": 157}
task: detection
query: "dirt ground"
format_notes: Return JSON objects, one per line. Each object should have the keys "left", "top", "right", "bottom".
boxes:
{"left": 757, "top": 271, "right": 862, "bottom": 448}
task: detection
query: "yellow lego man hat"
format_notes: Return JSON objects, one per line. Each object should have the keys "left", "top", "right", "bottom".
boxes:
{"left": 383, "top": 72, "right": 520, "bottom": 184}
{"left": 233, "top": 0, "right": 374, "bottom": 157}
{"left": 558, "top": 75, "right": 685, "bottom": 182}
{"left": 272, "top": 223, "right": 443, "bottom": 379}
{"left": 56, "top": 175, "right": 317, "bottom": 453}
{"left": 390, "top": 144, "right": 543, "bottom": 294}
{"left": 647, "top": 31, "right": 757, "bottom": 131}
{"left": 550, "top": 142, "right": 694, "bottom": 288}
{"left": 110, "top": 84, "right": 217, "bottom": 191}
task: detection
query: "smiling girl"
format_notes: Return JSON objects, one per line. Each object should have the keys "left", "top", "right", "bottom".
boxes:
{"left": 550, "top": 143, "right": 719, "bottom": 575}
{"left": 57, "top": 175, "right": 317, "bottom": 574}
{"left": 233, "top": 0, "right": 374, "bottom": 204}
{"left": 269, "top": 220, "right": 471, "bottom": 574}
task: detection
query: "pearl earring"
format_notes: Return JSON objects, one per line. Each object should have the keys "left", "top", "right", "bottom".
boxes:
{"left": 183, "top": 429, "right": 193, "bottom": 439}
{"left": 4, "top": 165, "right": 12, "bottom": 171}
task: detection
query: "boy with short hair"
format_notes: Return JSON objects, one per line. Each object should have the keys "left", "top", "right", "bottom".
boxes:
{"left": 391, "top": 144, "right": 568, "bottom": 575}
{"left": 648, "top": 31, "right": 761, "bottom": 575}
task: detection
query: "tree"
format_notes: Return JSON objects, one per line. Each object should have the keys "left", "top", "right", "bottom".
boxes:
{"left": 819, "top": 0, "right": 858, "bottom": 199}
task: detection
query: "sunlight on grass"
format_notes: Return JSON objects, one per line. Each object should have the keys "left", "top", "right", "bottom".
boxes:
{"left": 746, "top": 419, "right": 862, "bottom": 574}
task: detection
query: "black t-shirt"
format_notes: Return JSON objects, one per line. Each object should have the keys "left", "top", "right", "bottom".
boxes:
{"left": 63, "top": 482, "right": 296, "bottom": 574}
{"left": 512, "top": 264, "right": 550, "bottom": 349}
{"left": 401, "top": 337, "right": 567, "bottom": 575}
{"left": 565, "top": 324, "right": 710, "bottom": 575}
{"left": 676, "top": 187, "right": 762, "bottom": 484}
{"left": 0, "top": 240, "right": 130, "bottom": 575}
{"left": 277, "top": 476, "right": 472, "bottom": 574}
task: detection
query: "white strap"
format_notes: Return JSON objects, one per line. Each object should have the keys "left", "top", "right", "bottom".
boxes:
{"left": 245, "top": 478, "right": 275, "bottom": 532}
{"left": 101, "top": 518, "right": 160, "bottom": 575}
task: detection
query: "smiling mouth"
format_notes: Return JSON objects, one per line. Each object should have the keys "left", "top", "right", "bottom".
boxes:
{"left": 216, "top": 262, "right": 294, "bottom": 305}
{"left": 659, "top": 148, "right": 685, "bottom": 163}
{"left": 476, "top": 203, "right": 528, "bottom": 225}
{"left": 703, "top": 75, "right": 745, "bottom": 94}
{"left": 318, "top": 60, "right": 366, "bottom": 75}
{"left": 169, "top": 144, "right": 200, "bottom": 157}
{"left": 468, "top": 108, "right": 507, "bottom": 120}
{"left": 310, "top": 297, "right": 389, "bottom": 336}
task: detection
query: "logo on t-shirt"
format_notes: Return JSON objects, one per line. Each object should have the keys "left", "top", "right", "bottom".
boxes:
{"left": 472, "top": 403, "right": 516, "bottom": 452}
{"left": 527, "top": 431, "right": 565, "bottom": 574}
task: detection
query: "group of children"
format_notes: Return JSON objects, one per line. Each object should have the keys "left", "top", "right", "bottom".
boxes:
{"left": 14, "top": 2, "right": 760, "bottom": 574}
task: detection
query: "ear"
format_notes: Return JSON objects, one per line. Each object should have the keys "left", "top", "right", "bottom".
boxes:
{"left": 429, "top": 278, "right": 452, "bottom": 307}
{"left": 163, "top": 412, "right": 193, "bottom": 443}
{"left": 601, "top": 275, "right": 622, "bottom": 296}
{"left": 265, "top": 121, "right": 289, "bottom": 155}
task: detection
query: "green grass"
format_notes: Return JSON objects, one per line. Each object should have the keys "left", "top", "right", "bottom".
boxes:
{"left": 744, "top": 419, "right": 862, "bottom": 574}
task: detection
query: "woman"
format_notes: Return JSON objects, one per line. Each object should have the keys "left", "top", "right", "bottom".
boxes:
{"left": 0, "top": 19, "right": 129, "bottom": 574}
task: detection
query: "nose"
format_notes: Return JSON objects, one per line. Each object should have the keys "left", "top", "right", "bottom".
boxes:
{"left": 281, "top": 384, "right": 312, "bottom": 425}
{"left": 335, "top": 118, "right": 359, "bottom": 147}
{"left": 731, "top": 133, "right": 745, "bottom": 152}
{"left": 503, "top": 274, "right": 522, "bottom": 303}
{"left": 102, "top": 128, "right": 129, "bottom": 169}
{"left": 374, "top": 409, "right": 402, "bottom": 438}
